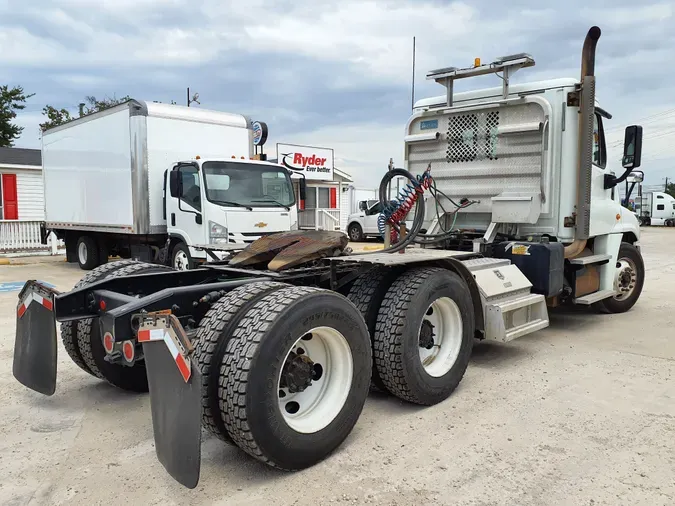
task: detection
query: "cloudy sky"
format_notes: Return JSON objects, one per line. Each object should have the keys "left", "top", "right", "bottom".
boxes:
{"left": 3, "top": 0, "right": 674, "bottom": 188}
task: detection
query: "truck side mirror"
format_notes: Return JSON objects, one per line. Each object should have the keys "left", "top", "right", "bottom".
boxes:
{"left": 359, "top": 201, "right": 367, "bottom": 211}
{"left": 169, "top": 171, "right": 182, "bottom": 198}
{"left": 622, "top": 125, "right": 643, "bottom": 170}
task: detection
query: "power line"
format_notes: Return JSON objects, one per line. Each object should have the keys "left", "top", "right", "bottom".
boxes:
{"left": 605, "top": 108, "right": 675, "bottom": 133}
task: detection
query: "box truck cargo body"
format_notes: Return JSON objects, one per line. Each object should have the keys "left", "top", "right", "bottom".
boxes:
{"left": 42, "top": 100, "right": 296, "bottom": 269}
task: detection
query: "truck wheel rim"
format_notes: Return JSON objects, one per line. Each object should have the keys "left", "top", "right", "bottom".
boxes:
{"left": 349, "top": 227, "right": 359, "bottom": 240}
{"left": 614, "top": 258, "right": 637, "bottom": 300}
{"left": 418, "top": 297, "right": 463, "bottom": 377}
{"left": 277, "top": 326, "right": 353, "bottom": 434}
{"left": 174, "top": 251, "right": 189, "bottom": 270}
{"left": 78, "top": 243, "right": 87, "bottom": 264}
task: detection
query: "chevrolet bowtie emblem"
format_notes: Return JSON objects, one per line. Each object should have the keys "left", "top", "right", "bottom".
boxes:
{"left": 254, "top": 222, "right": 267, "bottom": 228}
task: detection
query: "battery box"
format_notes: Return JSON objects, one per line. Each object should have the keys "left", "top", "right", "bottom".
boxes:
{"left": 492, "top": 241, "right": 564, "bottom": 297}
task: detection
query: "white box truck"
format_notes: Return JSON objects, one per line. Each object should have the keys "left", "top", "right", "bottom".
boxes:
{"left": 41, "top": 100, "right": 297, "bottom": 270}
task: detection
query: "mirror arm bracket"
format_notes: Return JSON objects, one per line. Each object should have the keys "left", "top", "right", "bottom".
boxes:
{"left": 604, "top": 169, "right": 631, "bottom": 190}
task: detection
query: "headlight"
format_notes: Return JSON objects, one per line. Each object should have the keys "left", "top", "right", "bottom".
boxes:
{"left": 209, "top": 221, "right": 228, "bottom": 243}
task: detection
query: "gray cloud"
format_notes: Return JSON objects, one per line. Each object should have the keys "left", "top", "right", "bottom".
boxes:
{"left": 4, "top": 0, "right": 675, "bottom": 186}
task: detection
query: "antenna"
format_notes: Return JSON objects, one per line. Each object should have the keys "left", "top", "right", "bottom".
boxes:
{"left": 187, "top": 87, "right": 200, "bottom": 107}
{"left": 411, "top": 36, "right": 416, "bottom": 111}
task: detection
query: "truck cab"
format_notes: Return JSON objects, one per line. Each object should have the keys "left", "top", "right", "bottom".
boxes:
{"left": 406, "top": 27, "right": 644, "bottom": 311}
{"left": 165, "top": 158, "right": 296, "bottom": 269}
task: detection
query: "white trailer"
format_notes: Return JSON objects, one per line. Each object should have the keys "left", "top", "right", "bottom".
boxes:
{"left": 41, "top": 100, "right": 296, "bottom": 270}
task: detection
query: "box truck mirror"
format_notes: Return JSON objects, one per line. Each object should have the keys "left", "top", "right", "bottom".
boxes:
{"left": 169, "top": 171, "right": 182, "bottom": 198}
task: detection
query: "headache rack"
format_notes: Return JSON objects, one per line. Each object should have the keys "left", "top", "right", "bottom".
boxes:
{"left": 426, "top": 53, "right": 536, "bottom": 107}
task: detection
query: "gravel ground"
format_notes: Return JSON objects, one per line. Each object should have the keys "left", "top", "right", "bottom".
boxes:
{"left": 1, "top": 228, "right": 673, "bottom": 506}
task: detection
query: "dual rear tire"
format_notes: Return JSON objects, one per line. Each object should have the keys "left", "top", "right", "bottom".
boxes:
{"left": 194, "top": 283, "right": 372, "bottom": 469}
{"left": 348, "top": 266, "right": 475, "bottom": 406}
{"left": 60, "top": 260, "right": 173, "bottom": 392}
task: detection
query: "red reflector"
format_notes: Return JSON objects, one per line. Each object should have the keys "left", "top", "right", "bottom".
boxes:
{"left": 99, "top": 299, "right": 106, "bottom": 311}
{"left": 123, "top": 341, "right": 135, "bottom": 362}
{"left": 103, "top": 332, "right": 115, "bottom": 353}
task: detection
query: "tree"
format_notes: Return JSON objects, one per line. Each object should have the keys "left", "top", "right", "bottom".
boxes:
{"left": 0, "top": 85, "right": 35, "bottom": 147}
{"left": 666, "top": 182, "right": 675, "bottom": 200}
{"left": 81, "top": 94, "right": 131, "bottom": 115}
{"left": 40, "top": 94, "right": 132, "bottom": 131}
{"left": 39, "top": 106, "right": 72, "bottom": 131}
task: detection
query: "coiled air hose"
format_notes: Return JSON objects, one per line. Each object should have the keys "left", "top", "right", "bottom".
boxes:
{"left": 375, "top": 167, "right": 430, "bottom": 253}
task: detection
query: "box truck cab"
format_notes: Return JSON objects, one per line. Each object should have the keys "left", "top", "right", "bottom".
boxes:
{"left": 41, "top": 100, "right": 297, "bottom": 270}
{"left": 165, "top": 158, "right": 295, "bottom": 269}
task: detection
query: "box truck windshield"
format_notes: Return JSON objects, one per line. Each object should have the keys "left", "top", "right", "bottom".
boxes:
{"left": 202, "top": 162, "right": 295, "bottom": 209}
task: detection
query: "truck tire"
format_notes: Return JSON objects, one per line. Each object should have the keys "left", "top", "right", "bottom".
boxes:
{"left": 219, "top": 286, "right": 371, "bottom": 469}
{"left": 172, "top": 242, "right": 194, "bottom": 270}
{"left": 373, "top": 267, "right": 474, "bottom": 406}
{"left": 60, "top": 259, "right": 145, "bottom": 376}
{"left": 77, "top": 262, "right": 173, "bottom": 391}
{"left": 346, "top": 267, "right": 401, "bottom": 393}
{"left": 193, "top": 281, "right": 290, "bottom": 442}
{"left": 593, "top": 242, "right": 645, "bottom": 314}
{"left": 348, "top": 223, "right": 364, "bottom": 242}
{"left": 77, "top": 235, "right": 100, "bottom": 270}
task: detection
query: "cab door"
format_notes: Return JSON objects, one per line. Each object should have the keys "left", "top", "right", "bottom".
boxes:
{"left": 588, "top": 110, "right": 619, "bottom": 236}
{"left": 363, "top": 202, "right": 383, "bottom": 235}
{"left": 167, "top": 163, "right": 206, "bottom": 247}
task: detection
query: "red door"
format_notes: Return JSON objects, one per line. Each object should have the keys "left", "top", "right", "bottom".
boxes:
{"left": 329, "top": 187, "right": 337, "bottom": 209}
{"left": 2, "top": 174, "right": 18, "bottom": 219}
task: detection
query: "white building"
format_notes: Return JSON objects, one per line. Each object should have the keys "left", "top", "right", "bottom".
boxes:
{"left": 272, "top": 143, "right": 354, "bottom": 232}
{"left": 0, "top": 147, "right": 49, "bottom": 253}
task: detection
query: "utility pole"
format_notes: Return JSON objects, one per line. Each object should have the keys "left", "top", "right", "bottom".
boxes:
{"left": 666, "top": 177, "right": 669, "bottom": 192}
{"left": 411, "top": 36, "right": 416, "bottom": 111}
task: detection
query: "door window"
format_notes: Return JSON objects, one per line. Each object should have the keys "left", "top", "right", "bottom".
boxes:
{"left": 657, "top": 204, "right": 665, "bottom": 211}
{"left": 318, "top": 187, "right": 330, "bottom": 209}
{"left": 179, "top": 166, "right": 201, "bottom": 211}
{"left": 367, "top": 202, "right": 383, "bottom": 215}
{"left": 305, "top": 187, "right": 317, "bottom": 209}
{"left": 592, "top": 113, "right": 607, "bottom": 169}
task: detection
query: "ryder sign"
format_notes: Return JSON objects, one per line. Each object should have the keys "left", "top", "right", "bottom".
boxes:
{"left": 277, "top": 143, "right": 334, "bottom": 181}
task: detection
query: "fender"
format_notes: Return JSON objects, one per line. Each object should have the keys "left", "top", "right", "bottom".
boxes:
{"left": 418, "top": 258, "right": 485, "bottom": 332}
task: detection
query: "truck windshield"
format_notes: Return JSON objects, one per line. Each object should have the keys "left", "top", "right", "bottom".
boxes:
{"left": 202, "top": 161, "right": 295, "bottom": 208}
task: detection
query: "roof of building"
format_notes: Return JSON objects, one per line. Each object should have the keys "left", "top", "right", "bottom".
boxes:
{"left": 0, "top": 147, "right": 42, "bottom": 167}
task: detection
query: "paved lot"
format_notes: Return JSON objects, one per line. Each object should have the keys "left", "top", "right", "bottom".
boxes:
{"left": 1, "top": 229, "right": 674, "bottom": 506}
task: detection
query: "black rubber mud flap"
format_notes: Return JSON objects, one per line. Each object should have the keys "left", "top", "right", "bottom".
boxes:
{"left": 138, "top": 313, "right": 202, "bottom": 489}
{"left": 13, "top": 280, "right": 60, "bottom": 396}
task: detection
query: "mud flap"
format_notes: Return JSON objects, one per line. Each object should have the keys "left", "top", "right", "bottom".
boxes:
{"left": 13, "top": 280, "right": 59, "bottom": 396}
{"left": 137, "top": 313, "right": 202, "bottom": 489}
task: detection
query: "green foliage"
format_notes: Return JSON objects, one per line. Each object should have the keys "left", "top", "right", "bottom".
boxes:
{"left": 39, "top": 106, "right": 72, "bottom": 131}
{"left": 0, "top": 85, "right": 35, "bottom": 147}
{"left": 40, "top": 94, "right": 132, "bottom": 131}
{"left": 665, "top": 182, "right": 675, "bottom": 199}
{"left": 81, "top": 94, "right": 132, "bottom": 116}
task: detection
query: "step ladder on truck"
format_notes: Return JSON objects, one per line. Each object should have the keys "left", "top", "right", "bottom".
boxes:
{"left": 12, "top": 25, "right": 645, "bottom": 489}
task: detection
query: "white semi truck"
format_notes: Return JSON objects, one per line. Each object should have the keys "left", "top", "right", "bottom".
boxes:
{"left": 635, "top": 192, "right": 675, "bottom": 226}
{"left": 13, "top": 26, "right": 646, "bottom": 489}
{"left": 41, "top": 100, "right": 296, "bottom": 270}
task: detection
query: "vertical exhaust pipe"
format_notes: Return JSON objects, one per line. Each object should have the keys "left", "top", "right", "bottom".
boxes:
{"left": 564, "top": 26, "right": 601, "bottom": 259}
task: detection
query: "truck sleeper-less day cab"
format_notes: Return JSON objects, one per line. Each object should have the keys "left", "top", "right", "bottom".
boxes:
{"left": 13, "top": 26, "right": 645, "bottom": 490}
{"left": 41, "top": 100, "right": 296, "bottom": 270}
